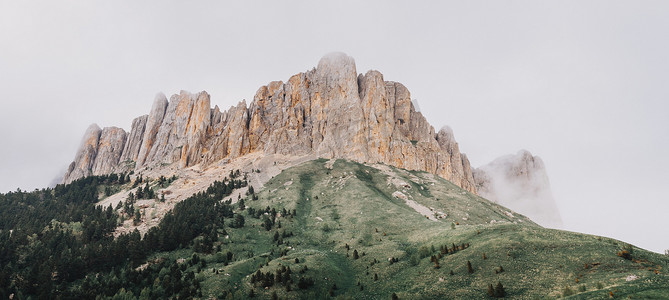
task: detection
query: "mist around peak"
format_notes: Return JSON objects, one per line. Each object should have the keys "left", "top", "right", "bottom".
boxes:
{"left": 474, "top": 150, "right": 563, "bottom": 228}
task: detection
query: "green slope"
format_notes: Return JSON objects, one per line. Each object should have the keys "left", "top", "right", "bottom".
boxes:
{"left": 189, "top": 159, "right": 669, "bottom": 299}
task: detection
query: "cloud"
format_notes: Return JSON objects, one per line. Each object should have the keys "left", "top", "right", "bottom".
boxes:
{"left": 474, "top": 150, "right": 563, "bottom": 228}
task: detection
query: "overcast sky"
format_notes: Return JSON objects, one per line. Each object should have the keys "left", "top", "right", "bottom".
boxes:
{"left": 1, "top": 1, "right": 667, "bottom": 253}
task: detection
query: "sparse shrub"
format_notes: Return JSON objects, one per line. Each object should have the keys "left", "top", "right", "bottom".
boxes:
{"left": 563, "top": 286, "right": 574, "bottom": 297}
{"left": 409, "top": 254, "right": 419, "bottom": 266}
{"left": 418, "top": 246, "right": 431, "bottom": 258}
{"left": 596, "top": 282, "right": 604, "bottom": 289}
{"left": 578, "top": 285, "right": 586, "bottom": 292}
{"left": 331, "top": 209, "right": 340, "bottom": 220}
{"left": 360, "top": 232, "right": 373, "bottom": 245}
{"left": 617, "top": 243, "right": 634, "bottom": 260}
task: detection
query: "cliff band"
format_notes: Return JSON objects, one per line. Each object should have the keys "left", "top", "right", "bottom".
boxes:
{"left": 63, "top": 53, "right": 477, "bottom": 193}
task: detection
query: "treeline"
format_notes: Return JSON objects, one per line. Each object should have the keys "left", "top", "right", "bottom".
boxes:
{"left": 0, "top": 173, "right": 247, "bottom": 299}
{"left": 0, "top": 174, "right": 120, "bottom": 234}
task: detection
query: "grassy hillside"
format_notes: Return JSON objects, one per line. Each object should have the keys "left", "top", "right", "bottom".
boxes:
{"left": 175, "top": 159, "right": 669, "bottom": 299}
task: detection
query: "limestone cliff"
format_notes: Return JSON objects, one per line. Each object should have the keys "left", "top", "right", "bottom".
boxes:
{"left": 64, "top": 124, "right": 101, "bottom": 182}
{"left": 62, "top": 53, "right": 478, "bottom": 192}
{"left": 473, "top": 150, "right": 563, "bottom": 228}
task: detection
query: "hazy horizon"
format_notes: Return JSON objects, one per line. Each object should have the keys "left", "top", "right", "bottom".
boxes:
{"left": 1, "top": 1, "right": 667, "bottom": 254}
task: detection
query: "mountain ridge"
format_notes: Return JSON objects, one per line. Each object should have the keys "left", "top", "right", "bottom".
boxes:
{"left": 63, "top": 53, "right": 477, "bottom": 193}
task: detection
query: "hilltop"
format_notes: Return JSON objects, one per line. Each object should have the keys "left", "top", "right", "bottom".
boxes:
{"left": 2, "top": 158, "right": 668, "bottom": 298}
{"left": 185, "top": 159, "right": 668, "bottom": 299}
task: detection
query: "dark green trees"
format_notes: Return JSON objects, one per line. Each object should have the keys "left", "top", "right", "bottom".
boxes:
{"left": 488, "top": 282, "right": 506, "bottom": 298}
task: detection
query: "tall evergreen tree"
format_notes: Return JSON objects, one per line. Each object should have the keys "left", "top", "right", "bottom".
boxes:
{"left": 495, "top": 282, "right": 506, "bottom": 297}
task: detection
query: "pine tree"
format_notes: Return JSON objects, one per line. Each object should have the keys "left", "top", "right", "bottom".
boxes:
{"left": 487, "top": 284, "right": 495, "bottom": 297}
{"left": 467, "top": 260, "right": 473, "bottom": 274}
{"left": 136, "top": 187, "right": 143, "bottom": 199}
{"left": 392, "top": 292, "right": 399, "bottom": 300}
{"left": 494, "top": 281, "right": 505, "bottom": 298}
{"left": 353, "top": 250, "right": 359, "bottom": 259}
{"left": 133, "top": 209, "right": 141, "bottom": 225}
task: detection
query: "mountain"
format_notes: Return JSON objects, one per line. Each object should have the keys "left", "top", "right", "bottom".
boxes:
{"left": 22, "top": 53, "right": 664, "bottom": 299}
{"left": 474, "top": 150, "right": 563, "bottom": 228}
{"left": 6, "top": 159, "right": 669, "bottom": 299}
{"left": 63, "top": 53, "right": 476, "bottom": 193}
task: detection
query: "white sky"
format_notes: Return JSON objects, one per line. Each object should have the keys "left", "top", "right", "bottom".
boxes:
{"left": 1, "top": 1, "right": 667, "bottom": 253}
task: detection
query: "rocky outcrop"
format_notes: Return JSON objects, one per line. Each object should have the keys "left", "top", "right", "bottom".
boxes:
{"left": 91, "top": 127, "right": 127, "bottom": 175}
{"left": 473, "top": 150, "right": 563, "bottom": 228}
{"left": 62, "top": 53, "right": 478, "bottom": 193}
{"left": 64, "top": 124, "right": 102, "bottom": 183}
{"left": 136, "top": 93, "right": 168, "bottom": 166}
{"left": 119, "top": 115, "right": 148, "bottom": 163}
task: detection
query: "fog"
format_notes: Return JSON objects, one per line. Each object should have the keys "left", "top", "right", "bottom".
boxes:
{"left": 1, "top": 1, "right": 668, "bottom": 253}
{"left": 474, "top": 150, "right": 563, "bottom": 229}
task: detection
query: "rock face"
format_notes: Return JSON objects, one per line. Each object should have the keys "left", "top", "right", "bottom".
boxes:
{"left": 64, "top": 124, "right": 102, "bottom": 183}
{"left": 473, "top": 150, "right": 563, "bottom": 228}
{"left": 62, "top": 53, "right": 478, "bottom": 193}
{"left": 119, "top": 115, "right": 148, "bottom": 163}
{"left": 91, "top": 127, "right": 127, "bottom": 175}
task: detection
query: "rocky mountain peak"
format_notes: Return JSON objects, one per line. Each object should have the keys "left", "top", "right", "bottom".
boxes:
{"left": 473, "top": 150, "right": 562, "bottom": 228}
{"left": 62, "top": 53, "right": 478, "bottom": 193}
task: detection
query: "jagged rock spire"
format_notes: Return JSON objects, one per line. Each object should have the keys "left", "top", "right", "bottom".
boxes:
{"left": 62, "top": 53, "right": 478, "bottom": 193}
